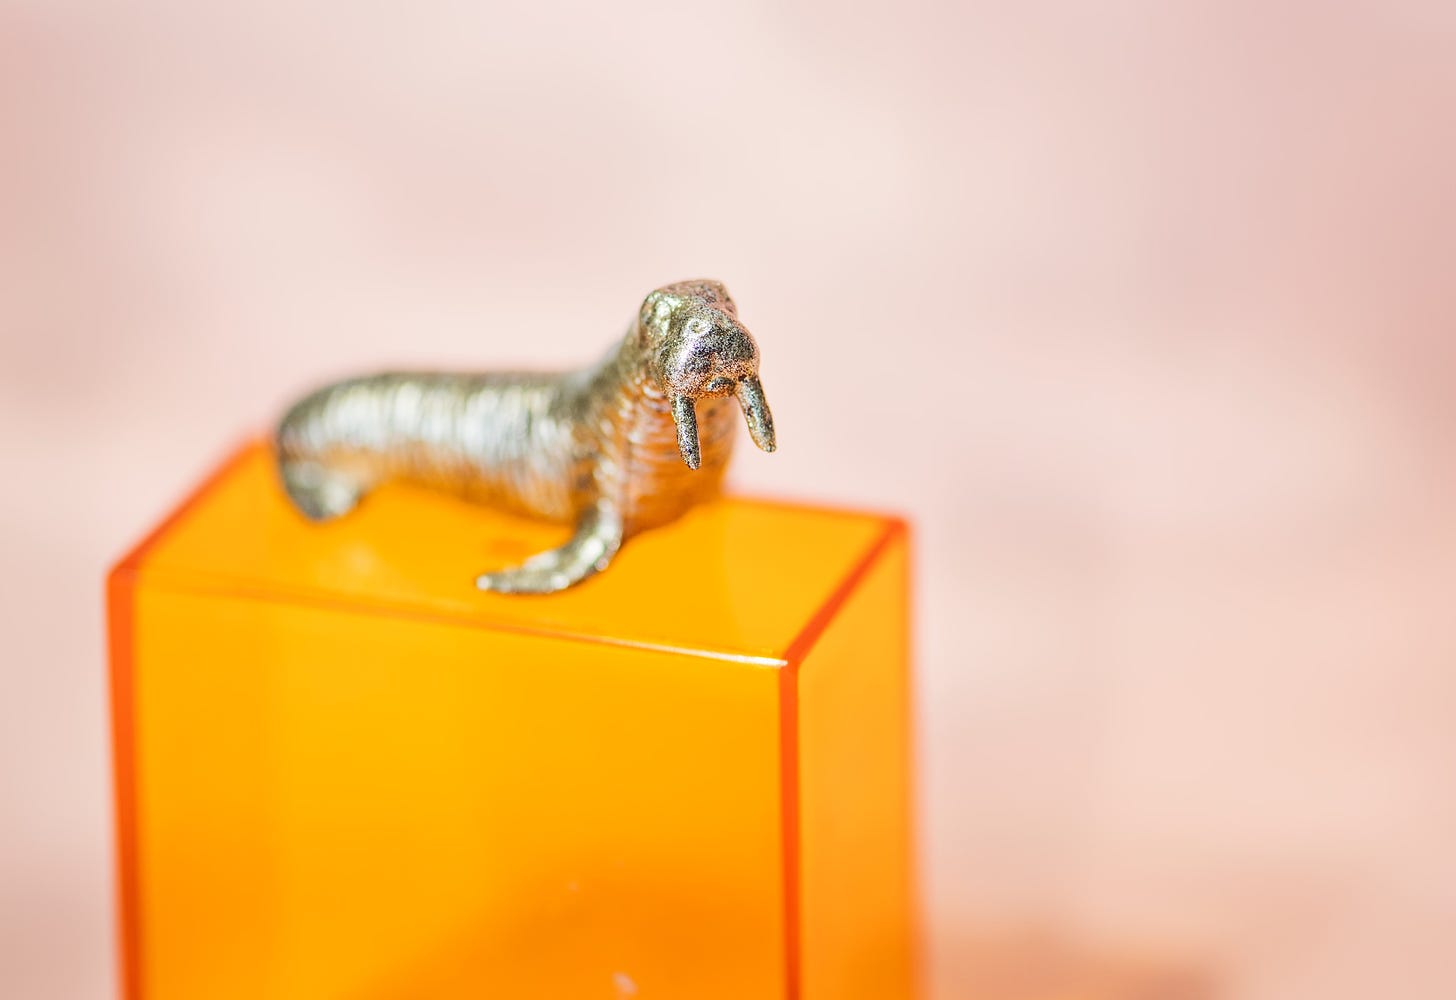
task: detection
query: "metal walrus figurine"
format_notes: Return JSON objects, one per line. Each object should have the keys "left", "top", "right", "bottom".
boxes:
{"left": 275, "top": 279, "right": 776, "bottom": 594}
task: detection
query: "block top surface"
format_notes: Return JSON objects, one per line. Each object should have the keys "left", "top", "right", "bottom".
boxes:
{"left": 118, "top": 443, "right": 901, "bottom": 665}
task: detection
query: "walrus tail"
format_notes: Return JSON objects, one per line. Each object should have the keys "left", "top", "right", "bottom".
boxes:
{"left": 275, "top": 386, "right": 370, "bottom": 522}
{"left": 277, "top": 457, "right": 363, "bottom": 522}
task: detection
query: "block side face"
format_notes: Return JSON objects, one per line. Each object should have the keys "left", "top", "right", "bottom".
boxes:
{"left": 137, "top": 443, "right": 888, "bottom": 662}
{"left": 797, "top": 535, "right": 915, "bottom": 999}
{"left": 130, "top": 584, "right": 787, "bottom": 999}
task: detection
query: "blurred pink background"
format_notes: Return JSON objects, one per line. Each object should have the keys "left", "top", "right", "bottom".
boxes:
{"left": 3, "top": 2, "right": 1454, "bottom": 997}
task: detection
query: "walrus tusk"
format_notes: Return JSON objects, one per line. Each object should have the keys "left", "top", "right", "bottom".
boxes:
{"left": 672, "top": 394, "right": 701, "bottom": 470}
{"left": 736, "top": 377, "right": 776, "bottom": 453}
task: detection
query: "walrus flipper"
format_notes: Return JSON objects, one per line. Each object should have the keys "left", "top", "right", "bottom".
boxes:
{"left": 475, "top": 507, "right": 623, "bottom": 595}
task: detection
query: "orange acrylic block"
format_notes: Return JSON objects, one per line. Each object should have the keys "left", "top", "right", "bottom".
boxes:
{"left": 108, "top": 442, "right": 915, "bottom": 1000}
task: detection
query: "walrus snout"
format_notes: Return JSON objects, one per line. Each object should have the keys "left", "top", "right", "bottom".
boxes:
{"left": 665, "top": 324, "right": 774, "bottom": 470}
{"left": 643, "top": 280, "right": 776, "bottom": 470}
{"left": 671, "top": 373, "right": 775, "bottom": 470}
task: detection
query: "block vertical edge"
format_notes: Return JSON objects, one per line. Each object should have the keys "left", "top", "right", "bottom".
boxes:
{"left": 901, "top": 522, "right": 923, "bottom": 1000}
{"left": 106, "top": 441, "right": 256, "bottom": 1000}
{"left": 776, "top": 665, "right": 801, "bottom": 1000}
{"left": 779, "top": 517, "right": 910, "bottom": 1000}
{"left": 107, "top": 565, "right": 143, "bottom": 1000}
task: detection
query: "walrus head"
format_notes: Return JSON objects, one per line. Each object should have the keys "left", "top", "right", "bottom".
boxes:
{"left": 639, "top": 279, "right": 776, "bottom": 470}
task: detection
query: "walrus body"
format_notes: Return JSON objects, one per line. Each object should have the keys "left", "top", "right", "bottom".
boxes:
{"left": 275, "top": 280, "right": 775, "bottom": 593}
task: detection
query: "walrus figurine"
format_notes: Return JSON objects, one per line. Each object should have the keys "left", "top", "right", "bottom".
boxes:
{"left": 275, "top": 279, "right": 776, "bottom": 594}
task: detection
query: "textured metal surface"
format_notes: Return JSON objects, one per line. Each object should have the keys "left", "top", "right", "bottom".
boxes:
{"left": 276, "top": 279, "right": 775, "bottom": 593}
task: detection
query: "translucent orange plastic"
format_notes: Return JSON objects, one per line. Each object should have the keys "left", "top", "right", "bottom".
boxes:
{"left": 108, "top": 442, "right": 914, "bottom": 999}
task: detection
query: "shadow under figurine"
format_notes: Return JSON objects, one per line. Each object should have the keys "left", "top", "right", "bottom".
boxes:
{"left": 274, "top": 279, "right": 776, "bottom": 594}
